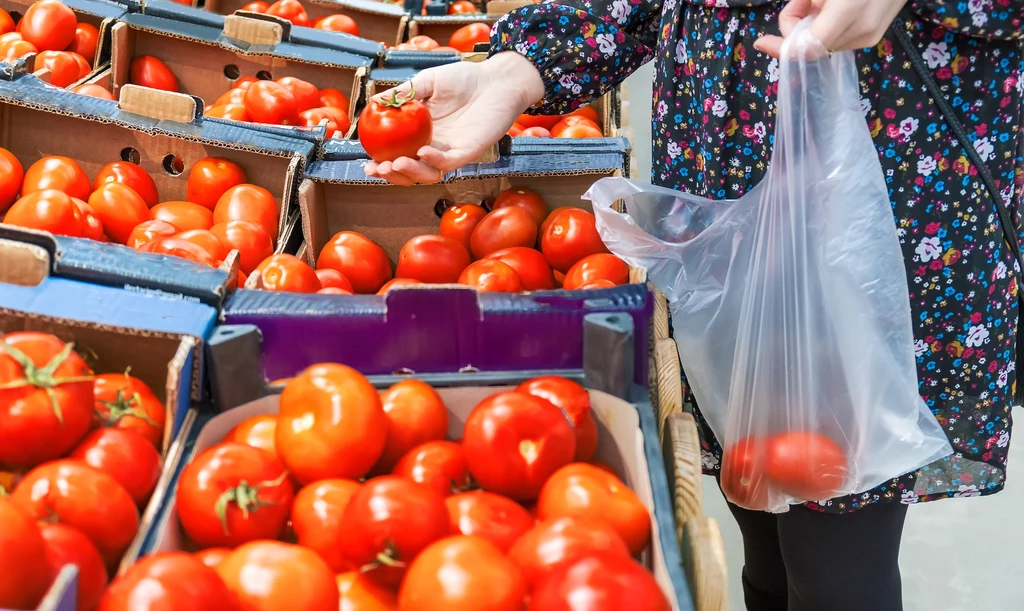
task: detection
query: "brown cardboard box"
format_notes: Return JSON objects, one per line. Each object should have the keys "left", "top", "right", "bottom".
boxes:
{"left": 205, "top": 0, "right": 410, "bottom": 47}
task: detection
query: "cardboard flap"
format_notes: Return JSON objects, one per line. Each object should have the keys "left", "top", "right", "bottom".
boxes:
{"left": 0, "top": 239, "right": 51, "bottom": 287}
{"left": 224, "top": 12, "right": 289, "bottom": 46}
{"left": 118, "top": 84, "right": 201, "bottom": 124}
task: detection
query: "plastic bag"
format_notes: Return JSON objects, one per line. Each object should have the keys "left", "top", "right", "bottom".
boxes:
{"left": 585, "top": 20, "right": 952, "bottom": 512}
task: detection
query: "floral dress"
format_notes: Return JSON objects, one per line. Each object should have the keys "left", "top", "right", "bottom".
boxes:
{"left": 492, "top": 0, "right": 1024, "bottom": 513}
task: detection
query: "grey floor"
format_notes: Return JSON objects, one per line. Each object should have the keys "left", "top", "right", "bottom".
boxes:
{"left": 624, "top": 67, "right": 1024, "bottom": 611}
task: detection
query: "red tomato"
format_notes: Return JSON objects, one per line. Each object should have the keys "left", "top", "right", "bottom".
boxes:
{"left": 0, "top": 9, "right": 12, "bottom": 35}
{"left": 507, "top": 123, "right": 524, "bottom": 137}
{"left": 515, "top": 113, "right": 560, "bottom": 130}
{"left": 0, "top": 497, "right": 50, "bottom": 609}
{"left": 213, "top": 184, "right": 279, "bottom": 240}
{"left": 224, "top": 414, "right": 277, "bottom": 455}
{"left": 492, "top": 187, "right": 547, "bottom": 226}
{"left": 22, "top": 155, "right": 90, "bottom": 200}
{"left": 71, "top": 198, "right": 106, "bottom": 242}
{"left": 314, "top": 14, "right": 359, "bottom": 35}
{"left": 336, "top": 572, "right": 396, "bottom": 611}
{"left": 126, "top": 219, "right": 178, "bottom": 251}
{"left": 550, "top": 115, "right": 601, "bottom": 138}
{"left": 275, "top": 76, "right": 320, "bottom": 112}
{"left": 447, "top": 23, "right": 490, "bottom": 53}
{"left": 85, "top": 183, "right": 148, "bottom": 243}
{"left": 93, "top": 161, "right": 159, "bottom": 208}
{"left": 316, "top": 231, "right": 392, "bottom": 294}
{"left": 35, "top": 50, "right": 80, "bottom": 88}
{"left": 276, "top": 363, "right": 387, "bottom": 483}
{"left": 394, "top": 234, "right": 470, "bottom": 285}
{"left": 484, "top": 247, "right": 556, "bottom": 291}
{"left": 265, "top": 0, "right": 310, "bottom": 26}
{"left": 569, "top": 106, "right": 600, "bottom": 122}
{"left": 458, "top": 259, "right": 524, "bottom": 293}
{"left": 373, "top": 379, "right": 450, "bottom": 472}
{"left": 317, "top": 286, "right": 351, "bottom": 295}
{"left": 129, "top": 55, "right": 179, "bottom": 92}
{"left": 557, "top": 124, "right": 604, "bottom": 139}
{"left": 397, "top": 35, "right": 439, "bottom": 51}
{"left": 187, "top": 157, "right": 247, "bottom": 211}
{"left": 0, "top": 332, "right": 93, "bottom": 468}
{"left": 150, "top": 201, "right": 214, "bottom": 234}
{"left": 469, "top": 207, "right": 538, "bottom": 259}
{"left": 217, "top": 541, "right": 336, "bottom": 611}
{"left": 314, "top": 268, "right": 354, "bottom": 292}
{"left": 578, "top": 279, "right": 617, "bottom": 290}
{"left": 240, "top": 0, "right": 269, "bottom": 11}
{"left": 67, "top": 51, "right": 93, "bottom": 79}
{"left": 448, "top": 0, "right": 479, "bottom": 13}
{"left": 206, "top": 103, "right": 249, "bottom": 121}
{"left": 764, "top": 431, "right": 847, "bottom": 501}
{"left": 254, "top": 253, "right": 320, "bottom": 293}
{"left": 193, "top": 548, "right": 231, "bottom": 570}
{"left": 0, "top": 146, "right": 23, "bottom": 211}
{"left": 439, "top": 202, "right": 488, "bottom": 251}
{"left": 445, "top": 491, "right": 533, "bottom": 553}
{"left": 139, "top": 236, "right": 219, "bottom": 267}
{"left": 69, "top": 428, "right": 162, "bottom": 506}
{"left": 398, "top": 535, "right": 525, "bottom": 611}
{"left": 73, "top": 83, "right": 115, "bottom": 100}
{"left": 13, "top": 461, "right": 138, "bottom": 566}
{"left": 720, "top": 437, "right": 768, "bottom": 509}
{"left": 377, "top": 277, "right": 422, "bottom": 294}
{"left": 176, "top": 442, "right": 294, "bottom": 548}
{"left": 540, "top": 208, "right": 608, "bottom": 273}
{"left": 338, "top": 476, "right": 450, "bottom": 588}
{"left": 319, "top": 87, "right": 349, "bottom": 110}
{"left": 4, "top": 190, "right": 84, "bottom": 237}
{"left": 177, "top": 229, "right": 228, "bottom": 263}
{"left": 528, "top": 552, "right": 671, "bottom": 611}
{"left": 519, "top": 126, "right": 551, "bottom": 138}
{"left": 516, "top": 376, "right": 597, "bottom": 462}
{"left": 291, "top": 479, "right": 362, "bottom": 572}
{"left": 537, "top": 463, "right": 651, "bottom": 556}
{"left": 539, "top": 206, "right": 571, "bottom": 236}
{"left": 393, "top": 440, "right": 469, "bottom": 498}
{"left": 243, "top": 80, "right": 300, "bottom": 125}
{"left": 68, "top": 23, "right": 99, "bottom": 62}
{"left": 93, "top": 372, "right": 166, "bottom": 448}
{"left": 234, "top": 76, "right": 258, "bottom": 90}
{"left": 462, "top": 391, "right": 576, "bottom": 500}
{"left": 99, "top": 552, "right": 240, "bottom": 611}
{"left": 213, "top": 88, "right": 247, "bottom": 107}
{"left": 209, "top": 220, "right": 272, "bottom": 275}
{"left": 20, "top": 0, "right": 76, "bottom": 51}
{"left": 39, "top": 522, "right": 109, "bottom": 611}
{"left": 357, "top": 89, "right": 433, "bottom": 164}
{"left": 0, "top": 39, "right": 36, "bottom": 61}
{"left": 299, "top": 107, "right": 343, "bottom": 138}
{"left": 509, "top": 517, "right": 630, "bottom": 590}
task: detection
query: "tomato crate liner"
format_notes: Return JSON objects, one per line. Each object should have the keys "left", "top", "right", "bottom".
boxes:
{"left": 136, "top": 382, "right": 692, "bottom": 610}
{"left": 0, "top": 0, "right": 126, "bottom": 68}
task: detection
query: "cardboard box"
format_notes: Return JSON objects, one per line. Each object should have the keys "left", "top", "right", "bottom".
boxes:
{"left": 0, "top": 0, "right": 126, "bottom": 66}
{"left": 405, "top": 13, "right": 496, "bottom": 48}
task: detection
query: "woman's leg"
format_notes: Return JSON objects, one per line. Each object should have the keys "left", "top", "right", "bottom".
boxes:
{"left": 726, "top": 502, "right": 789, "bottom": 611}
{"left": 777, "top": 503, "right": 908, "bottom": 611}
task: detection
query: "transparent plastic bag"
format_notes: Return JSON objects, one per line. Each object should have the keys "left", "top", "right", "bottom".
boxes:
{"left": 585, "top": 20, "right": 952, "bottom": 512}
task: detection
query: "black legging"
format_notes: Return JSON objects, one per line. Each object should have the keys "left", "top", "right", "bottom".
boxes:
{"left": 727, "top": 500, "right": 909, "bottom": 611}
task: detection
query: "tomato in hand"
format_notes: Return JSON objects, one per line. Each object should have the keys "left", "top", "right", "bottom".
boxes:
{"left": 187, "top": 157, "right": 247, "bottom": 210}
{"left": 177, "top": 229, "right": 228, "bottom": 263}
{"left": 528, "top": 551, "right": 671, "bottom": 611}
{"left": 445, "top": 491, "right": 534, "bottom": 553}
{"left": 276, "top": 76, "right": 320, "bottom": 113}
{"left": 439, "top": 202, "right": 487, "bottom": 251}
{"left": 319, "top": 87, "right": 350, "bottom": 110}
{"left": 336, "top": 572, "right": 396, "bottom": 611}
{"left": 358, "top": 88, "right": 433, "bottom": 163}
{"left": 129, "top": 55, "right": 179, "bottom": 92}
{"left": 508, "top": 517, "right": 630, "bottom": 590}
{"left": 20, "top": 0, "right": 76, "bottom": 51}
{"left": 72, "top": 198, "right": 106, "bottom": 242}
{"left": 4, "top": 190, "right": 84, "bottom": 237}
{"left": 316, "top": 231, "right": 392, "bottom": 294}
{"left": 210, "top": 220, "right": 272, "bottom": 274}
{"left": 373, "top": 379, "right": 449, "bottom": 472}
{"left": 396, "top": 234, "right": 470, "bottom": 285}
{"left": 315, "top": 14, "right": 359, "bottom": 35}
{"left": 35, "top": 50, "right": 80, "bottom": 88}
{"left": 540, "top": 208, "right": 609, "bottom": 273}
{"left": 68, "top": 22, "right": 99, "bottom": 62}
{"left": 0, "top": 497, "right": 50, "bottom": 610}
{"left": 22, "top": 155, "right": 90, "bottom": 200}
{"left": 93, "top": 372, "right": 166, "bottom": 448}
{"left": 339, "top": 476, "right": 451, "bottom": 588}
{"left": 214, "top": 184, "right": 279, "bottom": 240}
{"left": 94, "top": 161, "right": 160, "bottom": 208}
{"left": 393, "top": 440, "right": 469, "bottom": 498}
{"left": 150, "top": 200, "right": 214, "bottom": 233}
{"left": 483, "top": 247, "right": 555, "bottom": 290}
{"left": 291, "top": 479, "right": 362, "bottom": 572}
{"left": 244, "top": 80, "right": 300, "bottom": 125}
{"left": 378, "top": 278, "right": 422, "bottom": 294}
{"left": 398, "top": 535, "right": 526, "bottom": 611}
{"left": 39, "top": 522, "right": 109, "bottom": 611}
{"left": 0, "top": 146, "right": 22, "bottom": 211}
{"left": 255, "top": 253, "right": 321, "bottom": 293}
{"left": 462, "top": 391, "right": 576, "bottom": 500}
{"left": 69, "top": 428, "right": 161, "bottom": 507}
{"left": 194, "top": 547, "right": 231, "bottom": 570}
{"left": 265, "top": 0, "right": 310, "bottom": 26}
{"left": 314, "top": 268, "right": 354, "bottom": 292}
{"left": 469, "top": 207, "right": 538, "bottom": 259}
{"left": 276, "top": 363, "right": 387, "bottom": 483}
{"left": 176, "top": 442, "right": 294, "bottom": 549}
{"left": 0, "top": 332, "right": 93, "bottom": 468}
{"left": 764, "top": 431, "right": 847, "bottom": 501}
{"left": 447, "top": 23, "right": 491, "bottom": 53}
{"left": 492, "top": 187, "right": 547, "bottom": 226}
{"left": 720, "top": 436, "right": 768, "bottom": 509}
{"left": 516, "top": 376, "right": 597, "bottom": 462}
{"left": 99, "top": 552, "right": 240, "bottom": 611}
{"left": 458, "top": 259, "right": 524, "bottom": 293}
{"left": 225, "top": 414, "right": 278, "bottom": 455}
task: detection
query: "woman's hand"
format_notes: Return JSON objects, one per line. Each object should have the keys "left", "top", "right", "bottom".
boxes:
{"left": 754, "top": 0, "right": 909, "bottom": 58}
{"left": 365, "top": 52, "right": 545, "bottom": 186}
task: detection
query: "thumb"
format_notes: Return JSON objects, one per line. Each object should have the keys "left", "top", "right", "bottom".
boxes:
{"left": 372, "top": 73, "right": 434, "bottom": 105}
{"left": 753, "top": 35, "right": 784, "bottom": 58}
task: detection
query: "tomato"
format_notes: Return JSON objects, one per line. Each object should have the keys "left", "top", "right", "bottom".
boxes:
{"left": 448, "top": 0, "right": 479, "bottom": 13}
{"left": 537, "top": 463, "right": 650, "bottom": 555}
{"left": 484, "top": 247, "right": 556, "bottom": 291}
{"left": 519, "top": 126, "right": 551, "bottom": 138}
{"left": 20, "top": 0, "right": 76, "bottom": 51}
{"left": 528, "top": 551, "right": 670, "bottom": 611}
{"left": 540, "top": 208, "right": 608, "bottom": 273}
{"left": 213, "top": 184, "right": 279, "bottom": 240}
{"left": 336, "top": 572, "right": 396, "bottom": 611}
{"left": 0, "top": 39, "right": 35, "bottom": 60}
{"left": 550, "top": 116, "right": 601, "bottom": 138}
{"left": 255, "top": 253, "right": 321, "bottom": 293}
{"left": 99, "top": 552, "right": 239, "bottom": 611}
{"left": 398, "top": 536, "right": 525, "bottom": 611}
{"left": 720, "top": 436, "right": 768, "bottom": 509}
{"left": 369, "top": 379, "right": 449, "bottom": 472}
{"left": 243, "top": 80, "right": 300, "bottom": 125}
{"left": 69, "top": 428, "right": 161, "bottom": 506}
{"left": 539, "top": 206, "right": 571, "bottom": 236}
{"left": 129, "top": 55, "right": 179, "bottom": 92}
{"left": 557, "top": 124, "right": 604, "bottom": 139}
{"left": 339, "top": 476, "right": 450, "bottom": 588}
{"left": 508, "top": 517, "right": 629, "bottom": 591}
{"left": 492, "top": 187, "right": 547, "bottom": 226}
{"left": 206, "top": 222, "right": 270, "bottom": 277}
{"left": 67, "top": 52, "right": 93, "bottom": 79}
{"left": 275, "top": 76, "right": 320, "bottom": 113}
{"left": 445, "top": 491, "right": 533, "bottom": 554}
{"left": 73, "top": 83, "right": 114, "bottom": 99}
{"left": 393, "top": 234, "right": 469, "bottom": 285}
{"left": 0, "top": 146, "right": 22, "bottom": 211}
{"left": 4, "top": 190, "right": 84, "bottom": 237}
{"left": 265, "top": 0, "right": 310, "bottom": 26}
{"left": 438, "top": 202, "right": 487, "bottom": 251}
{"left": 469, "top": 207, "right": 538, "bottom": 259}
{"left": 0, "top": 332, "right": 93, "bottom": 468}
{"left": 357, "top": 89, "right": 433, "bottom": 164}
{"left": 458, "top": 259, "right": 524, "bottom": 292}
{"left": 578, "top": 279, "right": 616, "bottom": 290}
{"left": 277, "top": 363, "right": 387, "bottom": 483}
{"left": 398, "top": 35, "right": 439, "bottom": 51}
{"left": 507, "top": 123, "right": 524, "bottom": 137}
{"left": 151, "top": 202, "right": 214, "bottom": 235}
{"left": 462, "top": 391, "right": 575, "bottom": 500}
{"left": 22, "top": 155, "right": 90, "bottom": 200}
{"left": 314, "top": 268, "right": 354, "bottom": 292}
{"left": 225, "top": 414, "right": 277, "bottom": 455}
{"left": 300, "top": 107, "right": 342, "bottom": 138}
{"left": 0, "top": 497, "right": 50, "bottom": 609}
{"left": 88, "top": 182, "right": 150, "bottom": 243}
{"left": 0, "top": 9, "right": 12, "bottom": 35}
{"left": 126, "top": 219, "right": 177, "bottom": 250}
{"left": 240, "top": 0, "right": 269, "bottom": 11}
{"left": 316, "top": 231, "right": 392, "bottom": 294}
{"left": 317, "top": 286, "right": 351, "bottom": 295}
{"left": 177, "top": 229, "right": 228, "bottom": 263}
{"left": 176, "top": 442, "right": 294, "bottom": 548}
{"left": 93, "top": 372, "right": 166, "bottom": 448}
{"left": 516, "top": 376, "right": 597, "bottom": 462}
{"left": 138, "top": 236, "right": 218, "bottom": 266}
{"left": 35, "top": 50, "right": 80, "bottom": 88}
{"left": 234, "top": 76, "right": 258, "bottom": 90}
{"left": 291, "top": 479, "right": 362, "bottom": 572}
{"left": 763, "top": 431, "right": 847, "bottom": 501}
{"left": 194, "top": 547, "right": 231, "bottom": 570}
{"left": 569, "top": 106, "right": 600, "bottom": 122}
{"left": 214, "top": 88, "right": 247, "bottom": 107}
{"left": 68, "top": 22, "right": 99, "bottom": 62}
{"left": 13, "top": 461, "right": 138, "bottom": 566}
{"left": 515, "top": 113, "right": 560, "bottom": 130}
{"left": 185, "top": 157, "right": 246, "bottom": 210}
{"left": 206, "top": 103, "right": 249, "bottom": 121}
{"left": 314, "top": 13, "right": 360, "bottom": 35}
{"left": 447, "top": 23, "right": 490, "bottom": 53}
{"left": 377, "top": 278, "right": 421, "bottom": 294}
{"left": 93, "top": 161, "right": 159, "bottom": 207}
{"left": 393, "top": 440, "right": 469, "bottom": 498}
{"left": 320, "top": 87, "right": 350, "bottom": 110}
{"left": 217, "top": 541, "right": 336, "bottom": 611}
{"left": 39, "top": 522, "right": 108, "bottom": 611}
{"left": 72, "top": 198, "right": 106, "bottom": 242}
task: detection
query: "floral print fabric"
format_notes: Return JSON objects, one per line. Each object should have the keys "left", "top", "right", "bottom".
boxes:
{"left": 492, "top": 0, "right": 1024, "bottom": 512}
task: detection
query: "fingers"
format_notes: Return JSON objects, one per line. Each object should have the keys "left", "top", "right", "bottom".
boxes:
{"left": 417, "top": 145, "right": 478, "bottom": 173}
{"left": 370, "top": 73, "right": 434, "bottom": 105}
{"left": 778, "top": 0, "right": 813, "bottom": 37}
{"left": 753, "top": 35, "right": 785, "bottom": 58}
{"left": 365, "top": 158, "right": 444, "bottom": 186}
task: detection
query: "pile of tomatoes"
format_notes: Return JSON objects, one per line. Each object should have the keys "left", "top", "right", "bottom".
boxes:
{"left": 0, "top": 331, "right": 168, "bottom": 611}
{"left": 238, "top": 0, "right": 361, "bottom": 35}
{"left": 509, "top": 105, "right": 606, "bottom": 139}
{"left": 100, "top": 368, "right": 671, "bottom": 610}
{"left": 396, "top": 22, "right": 491, "bottom": 53}
{"left": 0, "top": 1, "right": 99, "bottom": 88}
{"left": 205, "top": 75, "right": 352, "bottom": 137}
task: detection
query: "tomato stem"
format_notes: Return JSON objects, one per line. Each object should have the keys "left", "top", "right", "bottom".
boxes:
{"left": 0, "top": 339, "right": 93, "bottom": 424}
{"left": 360, "top": 540, "right": 406, "bottom": 573}
{"left": 213, "top": 472, "right": 290, "bottom": 535}
{"left": 97, "top": 387, "right": 159, "bottom": 429}
{"left": 378, "top": 83, "right": 417, "bottom": 109}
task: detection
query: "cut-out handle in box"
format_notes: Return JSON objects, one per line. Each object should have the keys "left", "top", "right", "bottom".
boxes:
{"left": 117, "top": 84, "right": 203, "bottom": 124}
{"left": 225, "top": 12, "right": 291, "bottom": 46}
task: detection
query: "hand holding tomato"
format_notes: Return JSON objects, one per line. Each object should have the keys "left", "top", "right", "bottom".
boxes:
{"left": 358, "top": 86, "right": 433, "bottom": 164}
